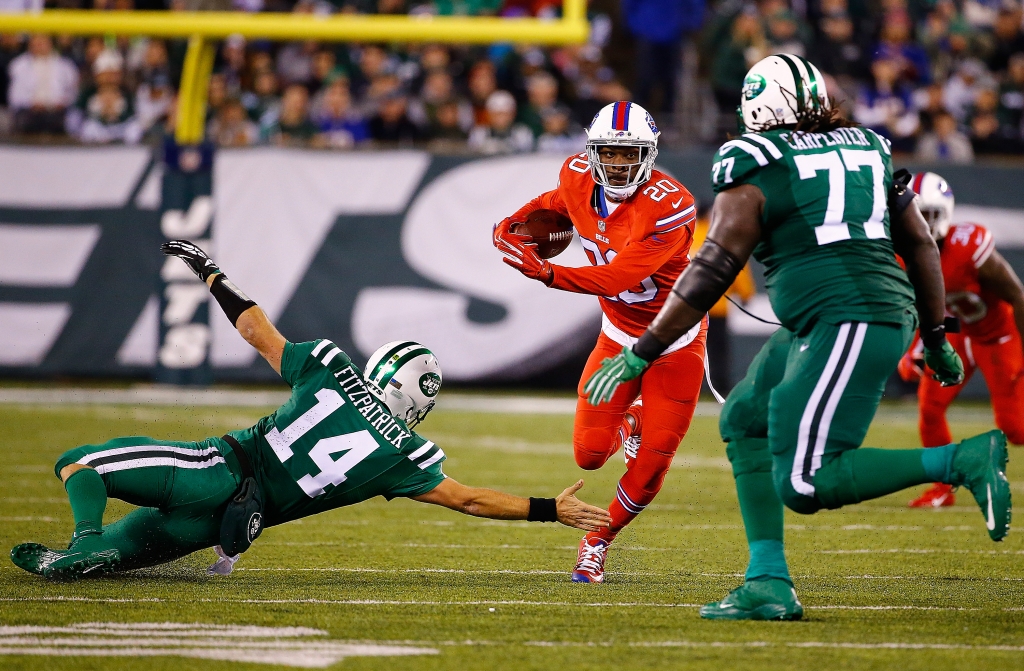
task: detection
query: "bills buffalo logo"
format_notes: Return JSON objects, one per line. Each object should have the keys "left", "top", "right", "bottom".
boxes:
{"left": 646, "top": 113, "right": 659, "bottom": 135}
{"left": 418, "top": 372, "right": 441, "bottom": 398}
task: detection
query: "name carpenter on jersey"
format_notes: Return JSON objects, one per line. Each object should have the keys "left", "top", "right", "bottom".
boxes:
{"left": 778, "top": 127, "right": 872, "bottom": 150}
{"left": 333, "top": 366, "right": 413, "bottom": 449}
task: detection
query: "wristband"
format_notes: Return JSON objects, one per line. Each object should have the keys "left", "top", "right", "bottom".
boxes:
{"left": 633, "top": 331, "right": 669, "bottom": 362}
{"left": 921, "top": 323, "right": 946, "bottom": 350}
{"left": 210, "top": 274, "right": 257, "bottom": 326}
{"left": 527, "top": 497, "right": 558, "bottom": 522}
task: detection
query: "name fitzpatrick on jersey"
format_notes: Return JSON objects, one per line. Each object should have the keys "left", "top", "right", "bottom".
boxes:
{"left": 333, "top": 366, "right": 413, "bottom": 449}
{"left": 777, "top": 127, "right": 872, "bottom": 150}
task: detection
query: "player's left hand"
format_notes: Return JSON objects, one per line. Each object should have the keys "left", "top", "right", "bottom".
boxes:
{"left": 498, "top": 233, "right": 553, "bottom": 284}
{"left": 924, "top": 340, "right": 965, "bottom": 387}
{"left": 161, "top": 240, "right": 221, "bottom": 282}
{"left": 583, "top": 346, "right": 649, "bottom": 406}
{"left": 555, "top": 479, "right": 612, "bottom": 531}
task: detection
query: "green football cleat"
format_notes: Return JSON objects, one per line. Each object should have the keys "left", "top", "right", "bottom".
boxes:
{"left": 10, "top": 542, "right": 120, "bottom": 581}
{"left": 950, "top": 430, "right": 1011, "bottom": 541}
{"left": 700, "top": 578, "right": 804, "bottom": 621}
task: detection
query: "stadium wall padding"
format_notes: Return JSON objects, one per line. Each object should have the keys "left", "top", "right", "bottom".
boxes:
{"left": 0, "top": 146, "right": 1022, "bottom": 396}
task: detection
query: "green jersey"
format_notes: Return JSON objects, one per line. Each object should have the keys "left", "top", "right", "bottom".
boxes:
{"left": 227, "top": 339, "right": 446, "bottom": 526}
{"left": 711, "top": 127, "right": 916, "bottom": 334}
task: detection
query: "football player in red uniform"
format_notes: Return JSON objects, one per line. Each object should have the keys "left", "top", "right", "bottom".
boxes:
{"left": 898, "top": 172, "right": 1024, "bottom": 507}
{"left": 493, "top": 101, "right": 707, "bottom": 583}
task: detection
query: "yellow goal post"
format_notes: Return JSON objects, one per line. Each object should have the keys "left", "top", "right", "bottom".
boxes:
{"left": 0, "top": 4, "right": 589, "bottom": 143}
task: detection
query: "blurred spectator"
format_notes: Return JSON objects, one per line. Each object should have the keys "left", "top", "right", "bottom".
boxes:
{"left": 874, "top": 10, "right": 931, "bottom": 84}
{"left": 518, "top": 71, "right": 559, "bottom": 137}
{"left": 621, "top": 0, "right": 706, "bottom": 114}
{"left": 997, "top": 53, "right": 1024, "bottom": 136}
{"left": 711, "top": 6, "right": 767, "bottom": 119}
{"left": 536, "top": 105, "right": 586, "bottom": 154}
{"left": 312, "top": 78, "right": 369, "bottom": 148}
{"left": 206, "top": 72, "right": 229, "bottom": 122}
{"left": 7, "top": 35, "right": 79, "bottom": 135}
{"left": 854, "top": 57, "right": 919, "bottom": 149}
{"left": 943, "top": 58, "right": 996, "bottom": 121}
{"left": 277, "top": 41, "right": 318, "bottom": 87}
{"left": 966, "top": 87, "right": 1006, "bottom": 154}
{"left": 369, "top": 89, "right": 422, "bottom": 145}
{"left": 426, "top": 98, "right": 471, "bottom": 148}
{"left": 809, "top": 4, "right": 868, "bottom": 86}
{"left": 309, "top": 47, "right": 341, "bottom": 96}
{"left": 242, "top": 68, "right": 281, "bottom": 125}
{"left": 916, "top": 109, "right": 974, "bottom": 162}
{"left": 77, "top": 83, "right": 142, "bottom": 144}
{"left": 218, "top": 34, "right": 247, "bottom": 94}
{"left": 468, "top": 90, "right": 534, "bottom": 153}
{"left": 208, "top": 97, "right": 259, "bottom": 146}
{"left": 763, "top": 4, "right": 811, "bottom": 57}
{"left": 467, "top": 60, "right": 498, "bottom": 126}
{"left": 264, "top": 84, "right": 317, "bottom": 146}
{"left": 135, "top": 70, "right": 174, "bottom": 134}
{"left": 562, "top": 45, "right": 631, "bottom": 127}
{"left": 987, "top": 4, "right": 1024, "bottom": 73}
{"left": 408, "top": 69, "right": 472, "bottom": 132}
{"left": 0, "top": 34, "right": 24, "bottom": 135}
{"left": 68, "top": 49, "right": 133, "bottom": 138}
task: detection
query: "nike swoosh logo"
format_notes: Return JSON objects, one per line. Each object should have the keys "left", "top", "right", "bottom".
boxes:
{"left": 800, "top": 343, "right": 809, "bottom": 352}
{"left": 986, "top": 484, "right": 996, "bottom": 530}
{"left": 672, "top": 197, "right": 684, "bottom": 208}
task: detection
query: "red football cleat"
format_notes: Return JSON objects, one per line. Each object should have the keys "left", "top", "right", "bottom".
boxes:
{"left": 908, "top": 483, "right": 956, "bottom": 508}
{"left": 571, "top": 536, "right": 609, "bottom": 583}
{"left": 615, "top": 399, "right": 643, "bottom": 467}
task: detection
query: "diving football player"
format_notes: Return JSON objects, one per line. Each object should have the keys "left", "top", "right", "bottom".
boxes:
{"left": 583, "top": 55, "right": 1011, "bottom": 619}
{"left": 898, "top": 172, "right": 1024, "bottom": 507}
{"left": 10, "top": 241, "right": 611, "bottom": 580}
{"left": 494, "top": 101, "right": 707, "bottom": 583}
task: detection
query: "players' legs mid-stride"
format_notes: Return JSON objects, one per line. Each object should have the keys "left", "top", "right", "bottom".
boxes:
{"left": 11, "top": 437, "right": 236, "bottom": 580}
{"left": 570, "top": 330, "right": 706, "bottom": 583}
{"left": 704, "top": 317, "right": 1011, "bottom": 620}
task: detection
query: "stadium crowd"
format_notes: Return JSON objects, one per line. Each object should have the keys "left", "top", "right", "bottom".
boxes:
{"left": 0, "top": 0, "right": 1022, "bottom": 160}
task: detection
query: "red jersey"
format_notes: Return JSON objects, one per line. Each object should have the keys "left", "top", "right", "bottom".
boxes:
{"left": 941, "top": 222, "right": 1014, "bottom": 343}
{"left": 509, "top": 154, "right": 696, "bottom": 337}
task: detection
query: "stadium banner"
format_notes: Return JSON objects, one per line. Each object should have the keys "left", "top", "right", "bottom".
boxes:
{"left": 1, "top": 146, "right": 1023, "bottom": 394}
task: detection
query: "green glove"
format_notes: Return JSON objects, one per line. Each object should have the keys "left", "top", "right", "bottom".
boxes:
{"left": 583, "top": 346, "right": 650, "bottom": 406}
{"left": 924, "top": 339, "right": 965, "bottom": 387}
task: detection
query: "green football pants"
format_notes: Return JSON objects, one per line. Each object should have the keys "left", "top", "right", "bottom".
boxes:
{"left": 55, "top": 436, "right": 240, "bottom": 570}
{"left": 721, "top": 315, "right": 916, "bottom": 514}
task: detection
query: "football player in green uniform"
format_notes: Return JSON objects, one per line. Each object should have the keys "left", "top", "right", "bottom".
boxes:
{"left": 11, "top": 241, "right": 611, "bottom": 581}
{"left": 583, "top": 54, "right": 1010, "bottom": 620}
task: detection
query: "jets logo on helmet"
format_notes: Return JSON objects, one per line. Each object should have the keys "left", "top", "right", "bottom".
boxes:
{"left": 586, "top": 100, "right": 660, "bottom": 199}
{"left": 738, "top": 54, "right": 829, "bottom": 133}
{"left": 910, "top": 172, "right": 955, "bottom": 241}
{"left": 363, "top": 341, "right": 442, "bottom": 429}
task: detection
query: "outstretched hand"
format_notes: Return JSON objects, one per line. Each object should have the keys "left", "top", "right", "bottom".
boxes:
{"left": 161, "top": 240, "right": 221, "bottom": 283}
{"left": 555, "top": 479, "right": 612, "bottom": 531}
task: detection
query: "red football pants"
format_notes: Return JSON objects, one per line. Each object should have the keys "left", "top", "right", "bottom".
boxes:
{"left": 919, "top": 330, "right": 1024, "bottom": 446}
{"left": 574, "top": 323, "right": 707, "bottom": 541}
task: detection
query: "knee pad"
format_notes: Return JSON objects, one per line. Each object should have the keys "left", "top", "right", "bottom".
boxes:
{"left": 726, "top": 438, "right": 772, "bottom": 478}
{"left": 573, "top": 426, "right": 618, "bottom": 470}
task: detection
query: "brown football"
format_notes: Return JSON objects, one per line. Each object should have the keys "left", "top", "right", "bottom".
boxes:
{"left": 511, "top": 209, "right": 574, "bottom": 259}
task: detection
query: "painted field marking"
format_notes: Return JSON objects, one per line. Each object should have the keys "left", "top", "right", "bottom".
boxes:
{"left": 2, "top": 598, "right": 1016, "bottom": 612}
{"left": 0, "top": 622, "right": 435, "bottom": 668}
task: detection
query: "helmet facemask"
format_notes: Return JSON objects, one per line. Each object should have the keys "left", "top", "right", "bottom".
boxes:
{"left": 585, "top": 140, "right": 658, "bottom": 196}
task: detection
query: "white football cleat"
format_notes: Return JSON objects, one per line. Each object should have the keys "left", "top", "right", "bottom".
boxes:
{"left": 571, "top": 537, "right": 609, "bottom": 583}
{"left": 207, "top": 545, "right": 240, "bottom": 576}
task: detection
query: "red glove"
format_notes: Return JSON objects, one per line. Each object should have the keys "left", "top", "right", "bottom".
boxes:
{"left": 493, "top": 218, "right": 515, "bottom": 249}
{"left": 498, "top": 232, "right": 554, "bottom": 284}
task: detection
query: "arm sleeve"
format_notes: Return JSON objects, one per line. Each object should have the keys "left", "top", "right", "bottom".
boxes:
{"left": 550, "top": 204, "right": 694, "bottom": 296}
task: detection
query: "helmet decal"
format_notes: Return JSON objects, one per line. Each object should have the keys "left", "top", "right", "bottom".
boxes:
{"left": 742, "top": 73, "right": 766, "bottom": 101}
{"left": 646, "top": 112, "right": 659, "bottom": 135}
{"left": 611, "top": 101, "right": 632, "bottom": 131}
{"left": 418, "top": 372, "right": 441, "bottom": 398}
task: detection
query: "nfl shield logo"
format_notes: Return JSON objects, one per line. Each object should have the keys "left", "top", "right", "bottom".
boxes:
{"left": 598, "top": 220, "right": 606, "bottom": 232}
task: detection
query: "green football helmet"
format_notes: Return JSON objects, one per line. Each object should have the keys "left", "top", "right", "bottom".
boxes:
{"left": 363, "top": 341, "right": 442, "bottom": 429}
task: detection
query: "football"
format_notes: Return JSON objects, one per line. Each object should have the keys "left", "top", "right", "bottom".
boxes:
{"left": 511, "top": 209, "right": 574, "bottom": 259}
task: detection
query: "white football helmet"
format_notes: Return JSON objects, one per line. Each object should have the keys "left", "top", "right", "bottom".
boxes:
{"left": 910, "top": 171, "right": 955, "bottom": 241}
{"left": 586, "top": 101, "right": 660, "bottom": 199}
{"left": 363, "top": 341, "right": 442, "bottom": 429}
{"left": 739, "top": 54, "right": 829, "bottom": 133}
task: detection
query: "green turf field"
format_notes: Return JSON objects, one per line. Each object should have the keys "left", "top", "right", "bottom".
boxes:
{"left": 1, "top": 397, "right": 1022, "bottom": 670}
